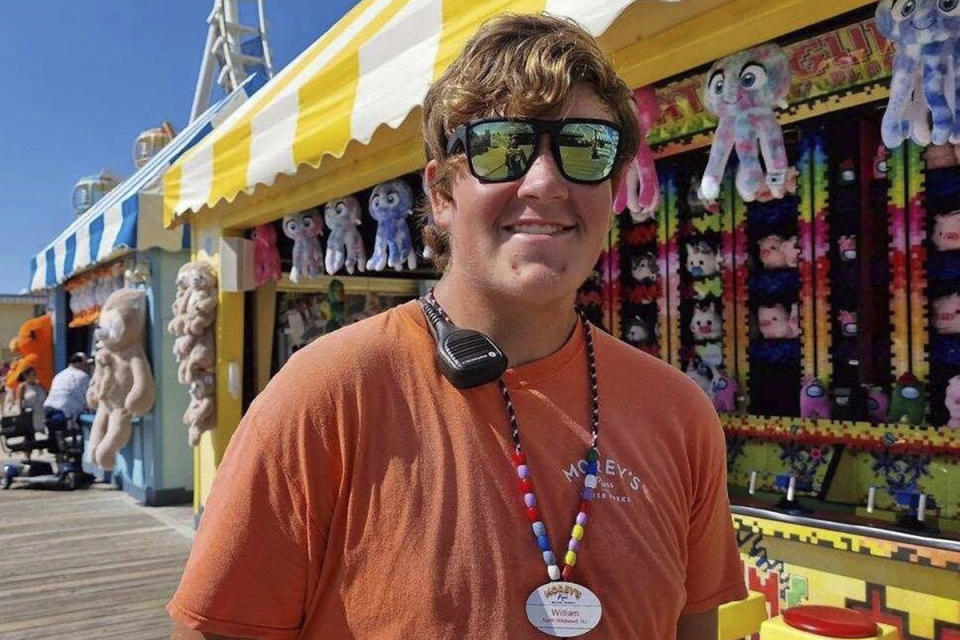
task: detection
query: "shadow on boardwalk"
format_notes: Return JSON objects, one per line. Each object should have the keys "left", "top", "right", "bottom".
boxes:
{"left": 0, "top": 483, "right": 193, "bottom": 639}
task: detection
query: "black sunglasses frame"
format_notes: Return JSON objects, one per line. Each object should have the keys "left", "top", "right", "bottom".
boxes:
{"left": 445, "top": 117, "right": 624, "bottom": 185}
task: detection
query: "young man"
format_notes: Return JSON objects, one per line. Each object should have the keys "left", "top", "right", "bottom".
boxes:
{"left": 170, "top": 14, "right": 746, "bottom": 640}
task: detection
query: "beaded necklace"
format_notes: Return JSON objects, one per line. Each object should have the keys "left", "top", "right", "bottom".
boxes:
{"left": 426, "top": 290, "right": 601, "bottom": 584}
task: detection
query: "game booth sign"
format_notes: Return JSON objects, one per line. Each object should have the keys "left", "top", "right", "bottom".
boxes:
{"left": 158, "top": 1, "right": 958, "bottom": 637}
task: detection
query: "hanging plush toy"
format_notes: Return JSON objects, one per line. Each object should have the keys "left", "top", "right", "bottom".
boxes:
{"left": 875, "top": 0, "right": 959, "bottom": 148}
{"left": 932, "top": 211, "right": 960, "bottom": 250}
{"left": 838, "top": 235, "right": 858, "bottom": 261}
{"left": 800, "top": 377, "right": 831, "bottom": 419}
{"left": 613, "top": 86, "right": 660, "bottom": 220}
{"left": 758, "top": 234, "right": 800, "bottom": 269}
{"left": 690, "top": 302, "right": 722, "bottom": 341}
{"left": 837, "top": 309, "right": 858, "bottom": 336}
{"left": 946, "top": 375, "right": 960, "bottom": 428}
{"left": 87, "top": 289, "right": 155, "bottom": 470}
{"left": 686, "top": 241, "right": 720, "bottom": 277}
{"left": 685, "top": 358, "right": 714, "bottom": 395}
{"left": 252, "top": 223, "right": 282, "bottom": 286}
{"left": 631, "top": 252, "right": 659, "bottom": 282}
{"left": 283, "top": 212, "right": 324, "bottom": 283}
{"left": 758, "top": 303, "right": 800, "bottom": 339}
{"left": 711, "top": 366, "right": 739, "bottom": 413}
{"left": 700, "top": 44, "right": 791, "bottom": 202}
{"left": 933, "top": 292, "right": 960, "bottom": 333}
{"left": 867, "top": 385, "right": 891, "bottom": 422}
{"left": 625, "top": 316, "right": 651, "bottom": 345}
{"left": 324, "top": 196, "right": 367, "bottom": 275}
{"left": 889, "top": 372, "right": 927, "bottom": 424}
{"left": 367, "top": 179, "right": 417, "bottom": 271}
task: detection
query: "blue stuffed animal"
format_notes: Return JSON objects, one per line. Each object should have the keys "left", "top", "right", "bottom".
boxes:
{"left": 366, "top": 179, "right": 417, "bottom": 272}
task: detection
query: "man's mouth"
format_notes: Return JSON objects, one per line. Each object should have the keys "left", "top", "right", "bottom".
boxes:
{"left": 504, "top": 223, "right": 574, "bottom": 236}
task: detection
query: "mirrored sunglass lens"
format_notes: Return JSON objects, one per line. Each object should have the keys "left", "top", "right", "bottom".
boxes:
{"left": 469, "top": 122, "right": 535, "bottom": 180}
{"left": 558, "top": 123, "right": 619, "bottom": 181}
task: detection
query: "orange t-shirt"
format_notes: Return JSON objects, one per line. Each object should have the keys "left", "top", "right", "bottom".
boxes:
{"left": 169, "top": 301, "right": 746, "bottom": 639}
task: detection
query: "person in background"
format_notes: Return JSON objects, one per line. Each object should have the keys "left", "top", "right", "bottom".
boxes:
{"left": 43, "top": 351, "right": 91, "bottom": 432}
{"left": 16, "top": 367, "right": 47, "bottom": 434}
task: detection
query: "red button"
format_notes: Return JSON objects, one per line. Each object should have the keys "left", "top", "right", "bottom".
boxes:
{"left": 783, "top": 606, "right": 879, "bottom": 638}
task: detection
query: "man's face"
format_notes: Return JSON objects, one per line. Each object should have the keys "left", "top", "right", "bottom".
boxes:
{"left": 429, "top": 84, "right": 615, "bottom": 305}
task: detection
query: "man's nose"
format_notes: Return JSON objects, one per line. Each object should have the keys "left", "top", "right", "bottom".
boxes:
{"left": 516, "top": 134, "right": 568, "bottom": 202}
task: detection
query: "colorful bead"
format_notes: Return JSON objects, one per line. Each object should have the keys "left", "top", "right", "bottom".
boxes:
{"left": 581, "top": 487, "right": 594, "bottom": 500}
{"left": 543, "top": 551, "right": 556, "bottom": 565}
{"left": 548, "top": 564, "right": 561, "bottom": 581}
{"left": 516, "top": 464, "right": 529, "bottom": 479}
{"left": 562, "top": 565, "right": 575, "bottom": 581}
{"left": 526, "top": 507, "right": 540, "bottom": 522}
{"left": 576, "top": 512, "right": 588, "bottom": 526}
{"left": 565, "top": 550, "right": 577, "bottom": 567}
{"left": 571, "top": 524, "right": 584, "bottom": 540}
{"left": 586, "top": 448, "right": 599, "bottom": 462}
{"left": 512, "top": 451, "right": 527, "bottom": 465}
{"left": 568, "top": 538, "right": 580, "bottom": 551}
{"left": 519, "top": 478, "right": 533, "bottom": 493}
{"left": 579, "top": 500, "right": 592, "bottom": 514}
{"left": 584, "top": 474, "right": 598, "bottom": 489}
{"left": 586, "top": 461, "right": 598, "bottom": 475}
{"left": 524, "top": 493, "right": 536, "bottom": 508}
{"left": 532, "top": 521, "right": 546, "bottom": 537}
{"left": 537, "top": 535, "right": 551, "bottom": 551}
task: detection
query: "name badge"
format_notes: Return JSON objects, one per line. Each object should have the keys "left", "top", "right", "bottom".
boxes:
{"left": 525, "top": 581, "right": 602, "bottom": 637}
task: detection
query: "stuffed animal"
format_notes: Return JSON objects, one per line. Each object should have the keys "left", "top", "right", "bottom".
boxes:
{"left": 867, "top": 385, "right": 890, "bottom": 422}
{"left": 889, "top": 372, "right": 927, "bottom": 425}
{"left": 711, "top": 365, "right": 739, "bottom": 413}
{"left": 324, "top": 196, "right": 367, "bottom": 275}
{"left": 924, "top": 143, "right": 960, "bottom": 168}
{"left": 838, "top": 158, "right": 857, "bottom": 184}
{"left": 631, "top": 252, "right": 659, "bottom": 282}
{"left": 873, "top": 145, "right": 890, "bottom": 179}
{"left": 875, "top": 0, "right": 959, "bottom": 147}
{"left": 4, "top": 314, "right": 54, "bottom": 392}
{"left": 696, "top": 342, "right": 724, "bottom": 369}
{"left": 685, "top": 358, "right": 713, "bottom": 396}
{"left": 758, "top": 303, "right": 800, "bottom": 339}
{"left": 184, "top": 372, "right": 216, "bottom": 446}
{"left": 758, "top": 235, "right": 800, "bottom": 269}
{"left": 625, "top": 317, "right": 650, "bottom": 345}
{"left": 800, "top": 376, "right": 831, "bottom": 419}
{"left": 283, "top": 212, "right": 324, "bottom": 282}
{"left": 690, "top": 302, "right": 722, "bottom": 341}
{"left": 700, "top": 44, "right": 791, "bottom": 202}
{"left": 946, "top": 375, "right": 960, "bottom": 428}
{"left": 252, "top": 223, "right": 282, "bottom": 286}
{"left": 613, "top": 86, "right": 660, "bottom": 220}
{"left": 932, "top": 211, "right": 960, "bottom": 251}
{"left": 367, "top": 179, "right": 417, "bottom": 272}
{"left": 838, "top": 235, "right": 858, "bottom": 261}
{"left": 838, "top": 310, "right": 858, "bottom": 336}
{"left": 933, "top": 293, "right": 960, "bottom": 333}
{"left": 686, "top": 241, "right": 720, "bottom": 277}
{"left": 87, "top": 289, "right": 155, "bottom": 470}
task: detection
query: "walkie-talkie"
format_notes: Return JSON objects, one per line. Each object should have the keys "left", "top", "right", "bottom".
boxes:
{"left": 419, "top": 296, "right": 508, "bottom": 389}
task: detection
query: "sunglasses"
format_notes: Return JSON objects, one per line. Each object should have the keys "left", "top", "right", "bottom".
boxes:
{"left": 445, "top": 117, "right": 623, "bottom": 184}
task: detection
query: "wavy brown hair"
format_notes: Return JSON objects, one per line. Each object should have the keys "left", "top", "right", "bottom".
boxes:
{"left": 420, "top": 13, "right": 640, "bottom": 271}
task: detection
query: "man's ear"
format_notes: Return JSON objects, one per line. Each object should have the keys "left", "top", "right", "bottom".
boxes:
{"left": 424, "top": 159, "right": 454, "bottom": 231}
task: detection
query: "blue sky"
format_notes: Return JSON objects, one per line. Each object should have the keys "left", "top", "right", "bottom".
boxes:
{"left": 0, "top": 0, "right": 357, "bottom": 294}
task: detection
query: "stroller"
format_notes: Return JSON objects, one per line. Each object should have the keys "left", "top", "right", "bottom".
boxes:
{"left": 0, "top": 408, "right": 92, "bottom": 490}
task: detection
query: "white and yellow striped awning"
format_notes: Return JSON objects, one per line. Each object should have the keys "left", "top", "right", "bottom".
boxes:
{"left": 162, "top": 0, "right": 874, "bottom": 230}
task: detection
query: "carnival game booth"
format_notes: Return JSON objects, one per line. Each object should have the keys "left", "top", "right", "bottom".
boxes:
{"left": 26, "top": 80, "right": 256, "bottom": 505}
{"left": 160, "top": 0, "right": 958, "bottom": 635}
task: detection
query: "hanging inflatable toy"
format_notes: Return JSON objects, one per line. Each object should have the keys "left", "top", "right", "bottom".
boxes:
{"left": 367, "top": 179, "right": 417, "bottom": 272}
{"left": 613, "top": 86, "right": 660, "bottom": 220}
{"left": 252, "top": 223, "right": 282, "bottom": 286}
{"left": 283, "top": 211, "right": 324, "bottom": 283}
{"left": 946, "top": 375, "right": 960, "bottom": 428}
{"left": 875, "top": 0, "right": 959, "bottom": 148}
{"left": 889, "top": 372, "right": 927, "bottom": 424}
{"left": 700, "top": 44, "right": 791, "bottom": 202}
{"left": 324, "top": 196, "right": 367, "bottom": 275}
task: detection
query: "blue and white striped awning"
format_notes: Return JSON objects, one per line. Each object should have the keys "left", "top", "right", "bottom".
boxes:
{"left": 29, "top": 76, "right": 261, "bottom": 292}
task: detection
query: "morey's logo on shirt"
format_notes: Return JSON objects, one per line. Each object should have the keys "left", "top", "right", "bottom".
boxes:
{"left": 562, "top": 456, "right": 642, "bottom": 503}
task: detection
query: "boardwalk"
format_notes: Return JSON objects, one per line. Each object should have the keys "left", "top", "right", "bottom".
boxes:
{"left": 0, "top": 483, "right": 193, "bottom": 639}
